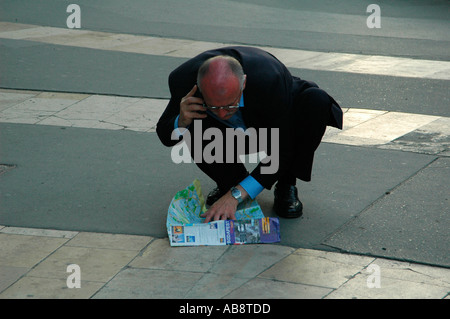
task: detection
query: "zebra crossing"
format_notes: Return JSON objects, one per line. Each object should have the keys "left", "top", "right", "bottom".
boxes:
{"left": 0, "top": 22, "right": 448, "bottom": 156}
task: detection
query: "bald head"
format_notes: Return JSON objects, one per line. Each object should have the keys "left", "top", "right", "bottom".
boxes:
{"left": 197, "top": 55, "right": 245, "bottom": 99}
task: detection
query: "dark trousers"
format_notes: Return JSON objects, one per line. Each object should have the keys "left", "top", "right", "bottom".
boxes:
{"left": 188, "top": 87, "right": 333, "bottom": 192}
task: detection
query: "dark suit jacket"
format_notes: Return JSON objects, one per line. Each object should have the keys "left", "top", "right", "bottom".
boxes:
{"left": 157, "top": 46, "right": 342, "bottom": 188}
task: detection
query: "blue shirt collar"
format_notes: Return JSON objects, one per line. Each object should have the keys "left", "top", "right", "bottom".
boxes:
{"left": 239, "top": 93, "right": 244, "bottom": 107}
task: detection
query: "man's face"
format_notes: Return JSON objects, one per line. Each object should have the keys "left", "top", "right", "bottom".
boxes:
{"left": 200, "top": 75, "right": 245, "bottom": 120}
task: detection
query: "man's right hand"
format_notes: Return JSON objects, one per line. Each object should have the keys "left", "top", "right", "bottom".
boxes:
{"left": 178, "top": 85, "right": 207, "bottom": 128}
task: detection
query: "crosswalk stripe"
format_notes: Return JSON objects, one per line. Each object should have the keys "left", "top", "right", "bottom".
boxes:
{"left": 1, "top": 22, "right": 449, "bottom": 80}
{"left": 323, "top": 110, "right": 441, "bottom": 145}
{"left": 0, "top": 88, "right": 448, "bottom": 155}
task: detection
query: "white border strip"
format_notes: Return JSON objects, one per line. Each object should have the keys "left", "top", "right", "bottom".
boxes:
{"left": 0, "top": 22, "right": 449, "bottom": 80}
{"left": 1, "top": 89, "right": 448, "bottom": 149}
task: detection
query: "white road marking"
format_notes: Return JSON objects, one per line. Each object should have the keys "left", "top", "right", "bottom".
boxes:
{"left": 1, "top": 22, "right": 449, "bottom": 80}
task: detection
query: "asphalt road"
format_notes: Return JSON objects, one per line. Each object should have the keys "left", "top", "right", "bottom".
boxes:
{"left": 1, "top": 0, "right": 449, "bottom": 59}
{"left": 1, "top": 0, "right": 449, "bottom": 116}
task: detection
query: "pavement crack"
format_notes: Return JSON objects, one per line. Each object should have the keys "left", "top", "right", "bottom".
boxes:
{"left": 98, "top": 119, "right": 128, "bottom": 129}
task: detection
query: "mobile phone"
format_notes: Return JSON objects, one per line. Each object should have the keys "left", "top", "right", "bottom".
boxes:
{"left": 193, "top": 86, "right": 203, "bottom": 99}
{"left": 193, "top": 85, "right": 207, "bottom": 114}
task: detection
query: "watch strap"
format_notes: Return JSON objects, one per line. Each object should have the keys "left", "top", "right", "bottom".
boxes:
{"left": 230, "top": 186, "right": 243, "bottom": 204}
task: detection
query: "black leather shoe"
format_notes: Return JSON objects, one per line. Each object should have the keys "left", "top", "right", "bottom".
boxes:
{"left": 206, "top": 187, "right": 226, "bottom": 206}
{"left": 273, "top": 183, "right": 303, "bottom": 218}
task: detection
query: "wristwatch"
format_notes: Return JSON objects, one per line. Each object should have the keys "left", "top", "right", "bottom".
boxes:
{"left": 230, "top": 186, "right": 244, "bottom": 205}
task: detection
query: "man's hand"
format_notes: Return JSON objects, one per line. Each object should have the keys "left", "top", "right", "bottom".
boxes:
{"left": 201, "top": 186, "right": 249, "bottom": 223}
{"left": 201, "top": 191, "right": 238, "bottom": 223}
{"left": 178, "top": 85, "right": 207, "bottom": 127}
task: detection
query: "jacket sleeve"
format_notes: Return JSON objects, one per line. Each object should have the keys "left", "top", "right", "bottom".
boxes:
{"left": 156, "top": 71, "right": 189, "bottom": 147}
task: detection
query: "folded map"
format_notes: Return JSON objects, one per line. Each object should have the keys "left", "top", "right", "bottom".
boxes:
{"left": 166, "top": 179, "right": 281, "bottom": 246}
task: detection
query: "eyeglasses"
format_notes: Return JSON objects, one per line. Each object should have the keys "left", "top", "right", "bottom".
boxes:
{"left": 203, "top": 102, "right": 240, "bottom": 111}
{"left": 196, "top": 84, "right": 242, "bottom": 110}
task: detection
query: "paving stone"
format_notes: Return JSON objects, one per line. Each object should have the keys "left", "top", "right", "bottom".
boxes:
{"left": 32, "top": 31, "right": 145, "bottom": 50}
{"left": 0, "top": 233, "right": 68, "bottom": 268}
{"left": 208, "top": 244, "right": 295, "bottom": 278}
{"left": 0, "top": 22, "right": 36, "bottom": 32}
{"left": 0, "top": 97, "right": 80, "bottom": 124}
{"left": 0, "top": 91, "right": 37, "bottom": 111}
{"left": 53, "top": 95, "right": 139, "bottom": 121}
{"left": 326, "top": 271, "right": 449, "bottom": 299}
{"left": 184, "top": 273, "right": 249, "bottom": 299}
{"left": 183, "top": 244, "right": 296, "bottom": 298}
{"left": 0, "top": 276, "right": 103, "bottom": 299}
{"left": 0, "top": 265, "right": 29, "bottom": 294}
{"left": 92, "top": 268, "right": 203, "bottom": 299}
{"left": 0, "top": 26, "right": 71, "bottom": 40}
{"left": 27, "top": 246, "right": 138, "bottom": 282}
{"left": 34, "top": 91, "right": 89, "bottom": 100}
{"left": 368, "top": 258, "right": 450, "bottom": 288}
{"left": 0, "top": 226, "right": 78, "bottom": 238}
{"left": 224, "top": 278, "right": 332, "bottom": 299}
{"left": 111, "top": 36, "right": 193, "bottom": 55}
{"left": 5, "top": 97, "right": 79, "bottom": 112}
{"left": 102, "top": 98, "right": 166, "bottom": 132}
{"left": 294, "top": 248, "right": 375, "bottom": 266}
{"left": 130, "top": 238, "right": 228, "bottom": 272}
{"left": 66, "top": 232, "right": 152, "bottom": 251}
{"left": 259, "top": 249, "right": 373, "bottom": 289}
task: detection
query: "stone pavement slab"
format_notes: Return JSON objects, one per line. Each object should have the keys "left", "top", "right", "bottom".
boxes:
{"left": 0, "top": 266, "right": 29, "bottom": 294}
{"left": 129, "top": 238, "right": 229, "bottom": 273}
{"left": 0, "top": 276, "right": 104, "bottom": 299}
{"left": 0, "top": 233, "right": 68, "bottom": 268}
{"left": 1, "top": 226, "right": 448, "bottom": 299}
{"left": 0, "top": 227, "right": 151, "bottom": 299}
{"left": 259, "top": 248, "right": 375, "bottom": 289}
{"left": 326, "top": 258, "right": 450, "bottom": 299}
{"left": 27, "top": 246, "right": 137, "bottom": 282}
{"left": 223, "top": 278, "right": 333, "bottom": 299}
{"left": 92, "top": 268, "right": 205, "bottom": 299}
